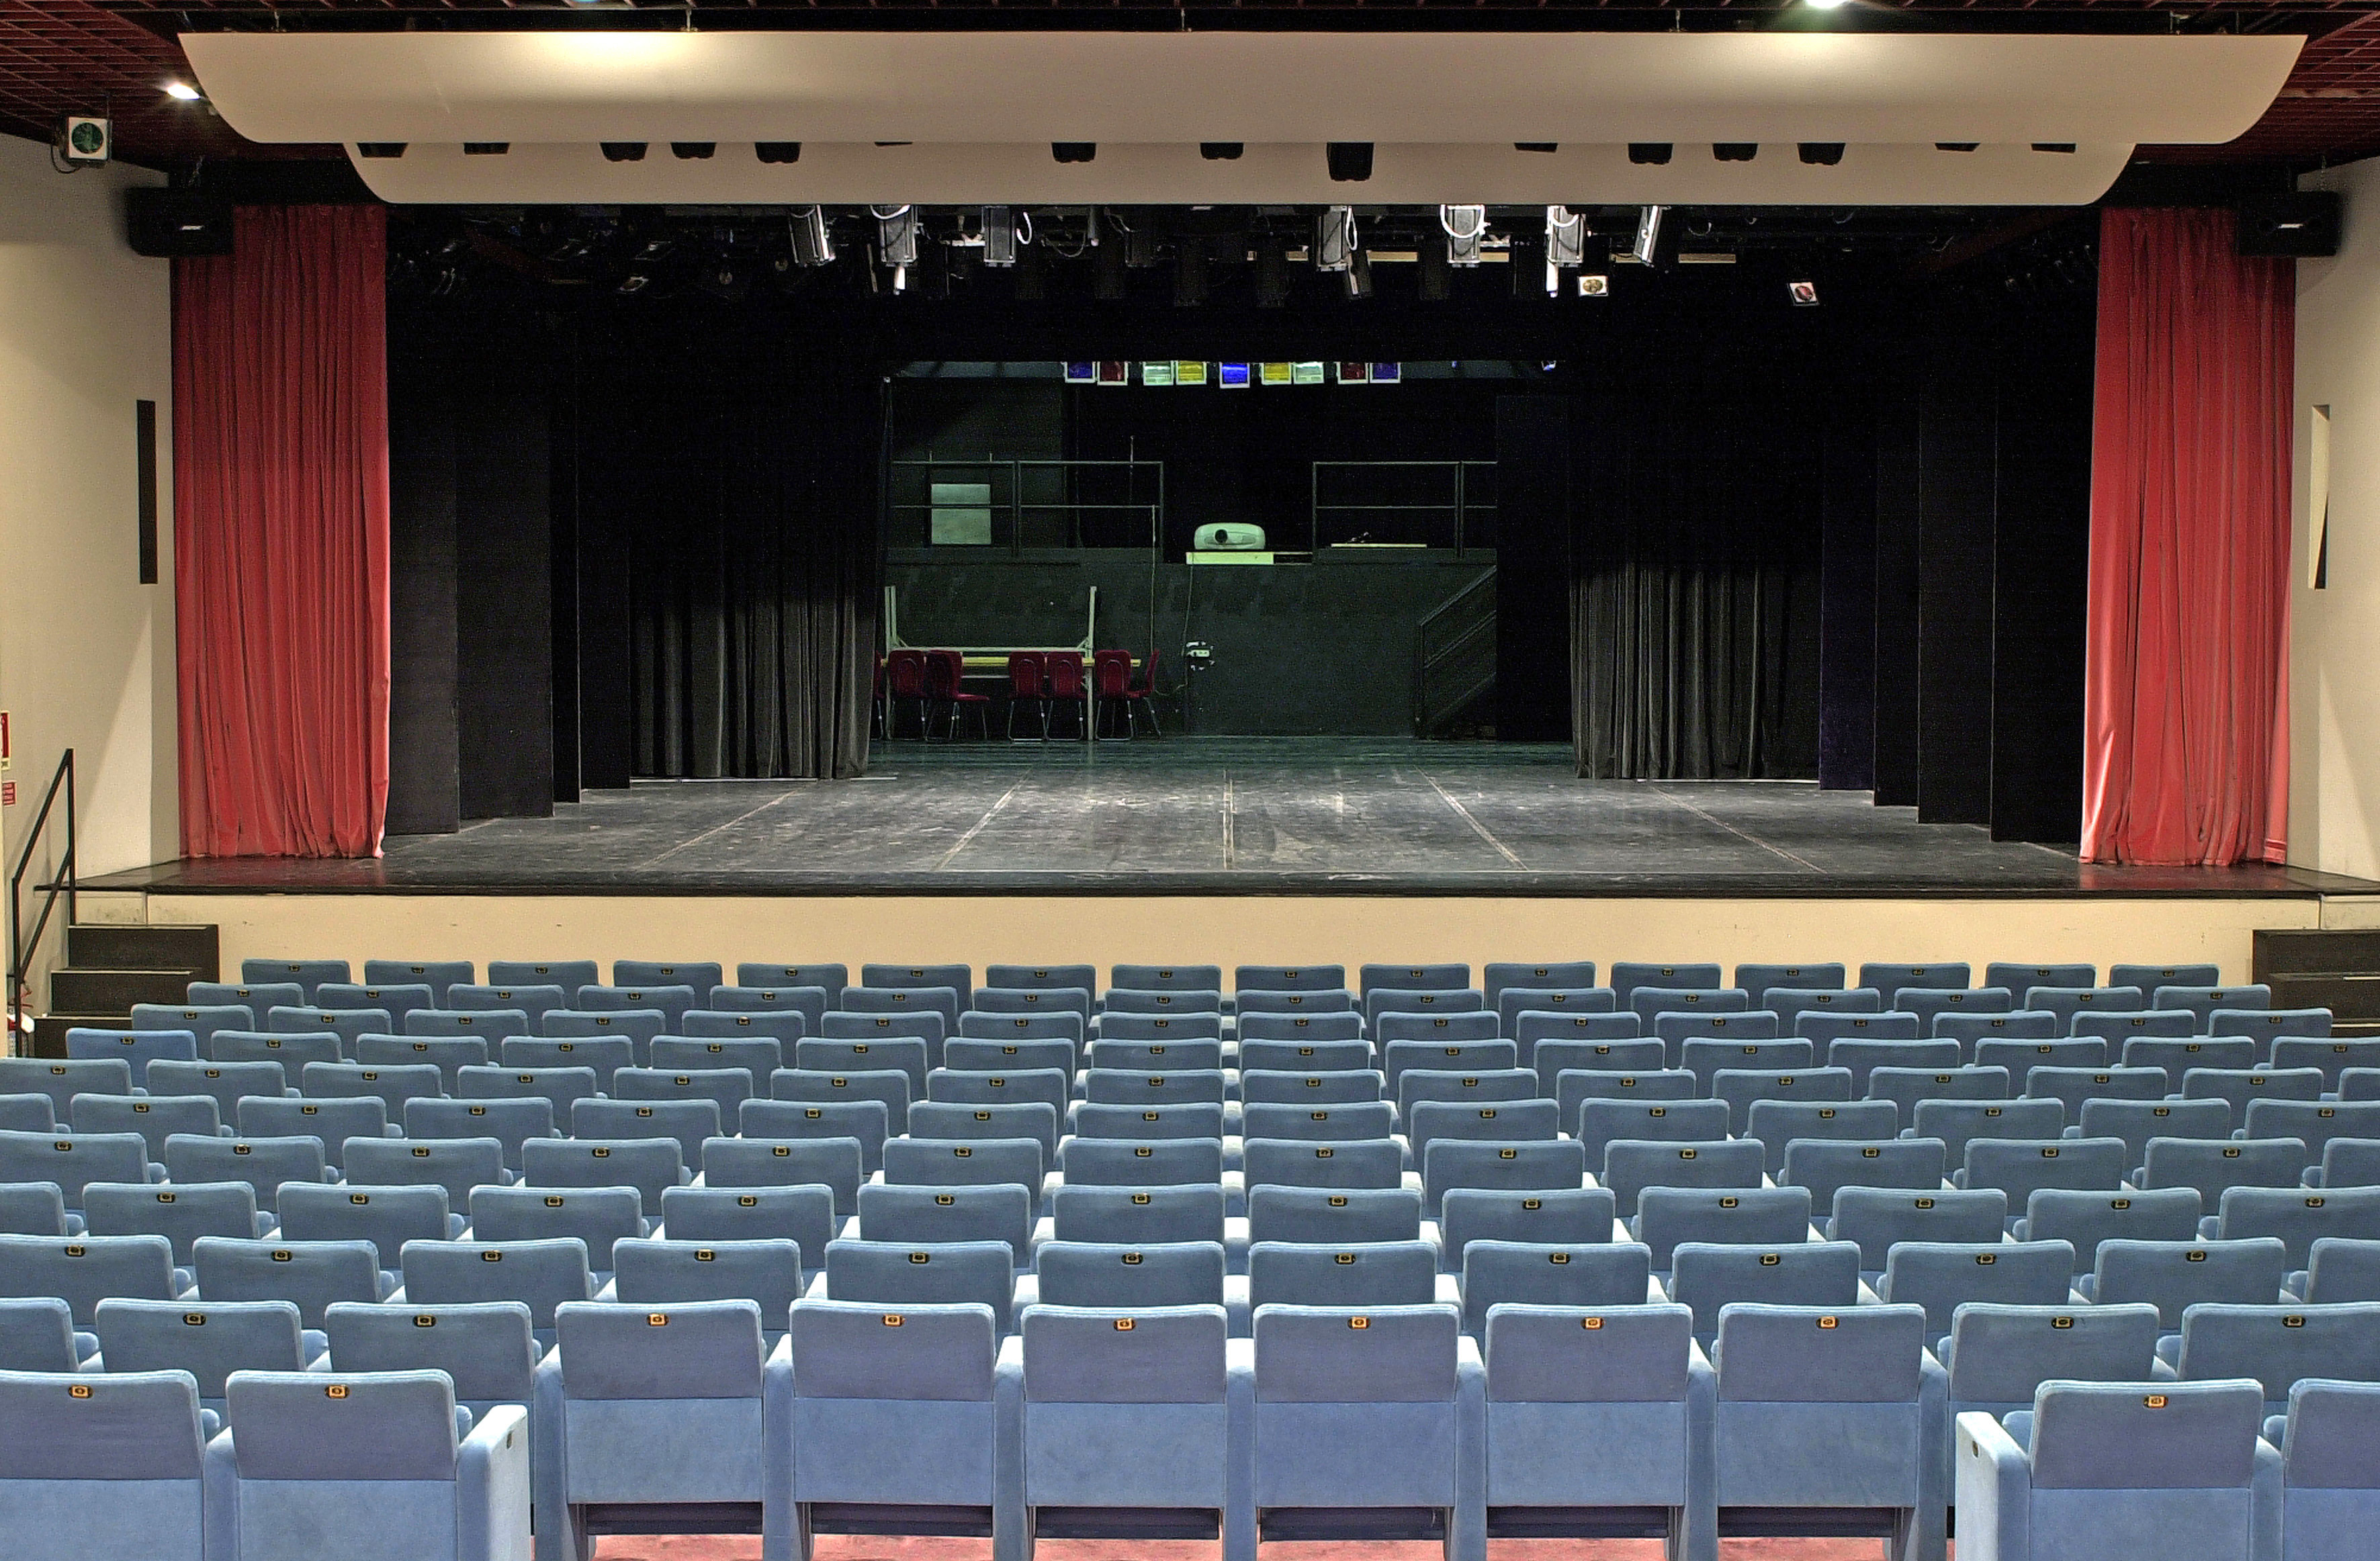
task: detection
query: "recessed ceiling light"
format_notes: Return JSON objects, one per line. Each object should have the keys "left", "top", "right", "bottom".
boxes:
{"left": 164, "top": 83, "right": 202, "bottom": 101}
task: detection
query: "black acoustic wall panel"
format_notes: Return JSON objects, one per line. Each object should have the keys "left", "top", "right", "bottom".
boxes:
{"left": 1914, "top": 314, "right": 1998, "bottom": 828}
{"left": 1496, "top": 396, "right": 1573, "bottom": 743}
{"left": 384, "top": 336, "right": 461, "bottom": 837}
{"left": 1817, "top": 376, "right": 1878, "bottom": 791}
{"left": 1869, "top": 367, "right": 1922, "bottom": 809}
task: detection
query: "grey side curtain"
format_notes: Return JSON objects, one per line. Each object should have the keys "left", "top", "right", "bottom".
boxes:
{"left": 1571, "top": 560, "right": 1791, "bottom": 778}
{"left": 632, "top": 369, "right": 882, "bottom": 779}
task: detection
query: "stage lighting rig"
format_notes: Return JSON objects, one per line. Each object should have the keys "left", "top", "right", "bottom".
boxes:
{"left": 1798, "top": 143, "right": 1846, "bottom": 166}
{"left": 1440, "top": 205, "right": 1487, "bottom": 267}
{"left": 1315, "top": 207, "right": 1356, "bottom": 273}
{"left": 1631, "top": 205, "right": 1665, "bottom": 266}
{"left": 873, "top": 205, "right": 918, "bottom": 267}
{"left": 1790, "top": 279, "right": 1820, "bottom": 306}
{"left": 789, "top": 206, "right": 834, "bottom": 267}
{"left": 1053, "top": 142, "right": 1097, "bottom": 163}
{"left": 601, "top": 142, "right": 648, "bottom": 163}
{"left": 981, "top": 206, "right": 1016, "bottom": 268}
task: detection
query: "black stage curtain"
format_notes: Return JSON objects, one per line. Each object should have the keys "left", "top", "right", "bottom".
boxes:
{"left": 584, "top": 331, "right": 883, "bottom": 780}
{"left": 1569, "top": 316, "right": 1826, "bottom": 780}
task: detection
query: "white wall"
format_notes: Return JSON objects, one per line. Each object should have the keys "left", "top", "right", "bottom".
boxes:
{"left": 0, "top": 132, "right": 176, "bottom": 891}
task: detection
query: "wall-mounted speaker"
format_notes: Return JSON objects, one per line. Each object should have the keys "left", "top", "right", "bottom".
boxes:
{"left": 2237, "top": 191, "right": 2340, "bottom": 258}
{"left": 125, "top": 188, "right": 234, "bottom": 257}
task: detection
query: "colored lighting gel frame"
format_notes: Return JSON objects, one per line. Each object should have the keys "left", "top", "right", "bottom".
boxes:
{"left": 1258, "top": 362, "right": 1294, "bottom": 386}
{"left": 1141, "top": 361, "right": 1177, "bottom": 387}
{"left": 1063, "top": 362, "right": 1098, "bottom": 384}
{"left": 1217, "top": 363, "right": 1252, "bottom": 388}
{"left": 1370, "top": 362, "right": 1403, "bottom": 383}
{"left": 1291, "top": 362, "right": 1325, "bottom": 386}
{"left": 1174, "top": 361, "right": 1210, "bottom": 386}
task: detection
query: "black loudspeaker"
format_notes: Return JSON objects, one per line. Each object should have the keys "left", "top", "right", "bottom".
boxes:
{"left": 2237, "top": 191, "right": 2341, "bottom": 258}
{"left": 125, "top": 188, "right": 233, "bottom": 257}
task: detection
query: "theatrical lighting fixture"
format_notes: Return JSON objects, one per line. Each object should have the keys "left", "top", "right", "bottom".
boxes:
{"left": 1344, "top": 250, "right": 1374, "bottom": 300}
{"left": 1789, "top": 279, "right": 1820, "bottom": 307}
{"left": 1255, "top": 242, "right": 1290, "bottom": 308}
{"left": 1314, "top": 206, "right": 1356, "bottom": 273}
{"left": 1714, "top": 144, "right": 1759, "bottom": 162}
{"left": 601, "top": 142, "right": 648, "bottom": 163}
{"left": 1200, "top": 143, "right": 1244, "bottom": 161}
{"left": 1628, "top": 144, "right": 1673, "bottom": 165}
{"left": 1579, "top": 275, "right": 1610, "bottom": 298}
{"left": 464, "top": 143, "right": 510, "bottom": 156}
{"left": 1515, "top": 143, "right": 1558, "bottom": 154}
{"left": 1440, "top": 205, "right": 1486, "bottom": 267}
{"left": 1631, "top": 205, "right": 1664, "bottom": 266}
{"left": 671, "top": 142, "right": 716, "bottom": 160}
{"left": 1093, "top": 234, "right": 1128, "bottom": 301}
{"left": 1936, "top": 142, "right": 1980, "bottom": 152}
{"left": 789, "top": 206, "right": 834, "bottom": 267}
{"left": 1418, "top": 239, "right": 1450, "bottom": 302}
{"left": 357, "top": 144, "right": 406, "bottom": 159}
{"left": 873, "top": 205, "right": 918, "bottom": 267}
{"left": 618, "top": 268, "right": 652, "bottom": 295}
{"left": 756, "top": 142, "right": 801, "bottom": 164}
{"left": 1053, "top": 143, "right": 1097, "bottom": 163}
{"left": 164, "top": 83, "right": 202, "bottom": 102}
{"left": 1174, "top": 241, "right": 1208, "bottom": 307}
{"left": 1798, "top": 143, "right": 1845, "bottom": 166}
{"left": 1326, "top": 142, "right": 1375, "bottom": 183}
{"left": 981, "top": 206, "right": 1016, "bottom": 268}
{"left": 1545, "top": 206, "right": 1587, "bottom": 269}
{"left": 1806, "top": 0, "right": 1849, "bottom": 9}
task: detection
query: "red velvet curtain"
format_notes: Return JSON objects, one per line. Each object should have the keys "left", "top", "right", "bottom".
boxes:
{"left": 175, "top": 205, "right": 390, "bottom": 858}
{"left": 2082, "top": 207, "right": 2293, "bottom": 866}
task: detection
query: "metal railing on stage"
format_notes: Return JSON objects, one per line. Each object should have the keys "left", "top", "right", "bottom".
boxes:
{"left": 889, "top": 458, "right": 1164, "bottom": 553}
{"left": 1308, "top": 460, "right": 1496, "bottom": 553}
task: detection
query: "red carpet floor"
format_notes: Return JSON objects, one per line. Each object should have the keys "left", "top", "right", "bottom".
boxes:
{"left": 594, "top": 1538, "right": 1943, "bottom": 1560}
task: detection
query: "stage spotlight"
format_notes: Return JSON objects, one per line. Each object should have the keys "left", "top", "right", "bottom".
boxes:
{"left": 1174, "top": 241, "right": 1208, "bottom": 307}
{"left": 357, "top": 143, "right": 406, "bottom": 159}
{"left": 1440, "top": 204, "right": 1486, "bottom": 267}
{"left": 618, "top": 268, "right": 652, "bottom": 296}
{"left": 1579, "top": 274, "right": 1610, "bottom": 298}
{"left": 1798, "top": 142, "right": 1845, "bottom": 166}
{"left": 464, "top": 143, "right": 510, "bottom": 156}
{"left": 601, "top": 142, "right": 648, "bottom": 163}
{"left": 1514, "top": 142, "right": 1558, "bottom": 154}
{"left": 671, "top": 142, "right": 716, "bottom": 160}
{"left": 1418, "top": 238, "right": 1450, "bottom": 301}
{"left": 1122, "top": 216, "right": 1159, "bottom": 270}
{"left": 696, "top": 259, "right": 748, "bottom": 302}
{"left": 1344, "top": 250, "right": 1374, "bottom": 300}
{"left": 1200, "top": 143, "right": 1244, "bottom": 161}
{"left": 1325, "top": 142, "right": 1374, "bottom": 183}
{"left": 1053, "top": 142, "right": 1097, "bottom": 163}
{"left": 755, "top": 142, "right": 801, "bottom": 164}
{"left": 1314, "top": 206, "right": 1356, "bottom": 273}
{"left": 1545, "top": 206, "right": 1587, "bottom": 269}
{"left": 789, "top": 206, "right": 834, "bottom": 267}
{"left": 1789, "top": 279, "right": 1820, "bottom": 307}
{"left": 1631, "top": 204, "right": 1664, "bottom": 266}
{"left": 1714, "top": 144, "right": 1759, "bottom": 162}
{"left": 1807, "top": 0, "right": 1849, "bottom": 9}
{"left": 981, "top": 206, "right": 1016, "bottom": 268}
{"left": 1628, "top": 143, "right": 1673, "bottom": 165}
{"left": 874, "top": 205, "right": 918, "bottom": 267}
{"left": 1255, "top": 240, "right": 1290, "bottom": 308}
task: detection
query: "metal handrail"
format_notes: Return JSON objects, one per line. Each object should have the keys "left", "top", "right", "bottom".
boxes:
{"left": 1310, "top": 459, "right": 1496, "bottom": 553}
{"left": 7, "top": 750, "right": 75, "bottom": 1050}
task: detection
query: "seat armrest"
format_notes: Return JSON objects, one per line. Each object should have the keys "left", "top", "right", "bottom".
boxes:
{"left": 1953, "top": 1410, "right": 2034, "bottom": 1561}
{"left": 457, "top": 1402, "right": 532, "bottom": 1561}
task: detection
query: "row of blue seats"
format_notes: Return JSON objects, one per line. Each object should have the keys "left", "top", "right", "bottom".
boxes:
{"left": 5, "top": 1297, "right": 2375, "bottom": 1561}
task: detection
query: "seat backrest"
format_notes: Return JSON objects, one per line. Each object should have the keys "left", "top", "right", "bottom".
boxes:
{"left": 1909, "top": 1098, "right": 2066, "bottom": 1165}
{"left": 482, "top": 961, "right": 597, "bottom": 1002}
{"left": 71, "top": 1094, "right": 220, "bottom": 1159}
{"left": 1712, "top": 1067, "right": 1855, "bottom": 1132}
{"left": 64, "top": 1030, "right": 198, "bottom": 1089}
{"left": 1944, "top": 1300, "right": 2162, "bottom": 1407}
{"left": 736, "top": 963, "right": 848, "bottom": 1003}
{"left": 854, "top": 1181, "right": 1031, "bottom": 1255}
{"left": 1824, "top": 1040, "right": 1960, "bottom": 1092}
{"left": 1436, "top": 1188, "right": 1617, "bottom": 1272}
{"left": 0, "top": 1181, "right": 70, "bottom": 1237}
{"left": 143, "top": 1061, "right": 285, "bottom": 1121}
{"left": 702, "top": 1136, "right": 863, "bottom": 1211}
{"left": 225, "top": 1368, "right": 459, "bottom": 1482}
{"left": 2077, "top": 1098, "right": 2234, "bottom": 1165}
{"left": 1961, "top": 1135, "right": 2129, "bottom": 1201}
{"left": 2027, "top": 986, "right": 2147, "bottom": 1030}
{"left": 1110, "top": 964, "right": 1225, "bottom": 996}
{"left": 404, "top": 1096, "right": 554, "bottom": 1169}
{"left": 1779, "top": 1138, "right": 1946, "bottom": 1212}
{"left": 0, "top": 1232, "right": 176, "bottom": 1322}
{"left": 1867, "top": 1065, "right": 2013, "bottom": 1120}
{"left": 2177, "top": 1302, "right": 2380, "bottom": 1407}
{"left": 1667, "top": 1241, "right": 1864, "bottom": 1338}
{"left": 2090, "top": 1238, "right": 2289, "bottom": 1331}
{"left": 1574, "top": 1098, "right": 1730, "bottom": 1166}
{"left": 609, "top": 1239, "right": 804, "bottom": 1321}
{"left": 1930, "top": 1011, "right": 2068, "bottom": 1057}
{"left": 1827, "top": 1186, "right": 2008, "bottom": 1267}
{"left": 319, "top": 985, "right": 435, "bottom": 1028}
{"left": 1857, "top": 965, "right": 1972, "bottom": 1006}
{"left": 660, "top": 1186, "right": 836, "bottom": 1257}
{"left": 363, "top": 962, "right": 476, "bottom": 1005}
{"left": 696, "top": 1008, "right": 813, "bottom": 1047}
{"left": 275, "top": 1181, "right": 451, "bottom": 1257}
{"left": 2156, "top": 985, "right": 2273, "bottom": 1029}
{"left": 572, "top": 1099, "right": 721, "bottom": 1169}
{"left": 1516, "top": 1011, "right": 1643, "bottom": 1049}
{"left": 521, "top": 1135, "right": 687, "bottom": 1211}
{"left": 300, "top": 1062, "right": 444, "bottom": 1113}
{"left": 0, "top": 1295, "right": 80, "bottom": 1371}
{"left": 1599, "top": 1138, "right": 1765, "bottom": 1216}
{"left": 235, "top": 1095, "right": 386, "bottom": 1168}
{"left": 341, "top": 1136, "right": 506, "bottom": 1208}
{"left": 578, "top": 985, "right": 699, "bottom": 1027}
{"left": 1712, "top": 1301, "right": 1927, "bottom": 1401}
{"left": 1898, "top": 989, "right": 2014, "bottom": 1036}
{"left": 789, "top": 1298, "right": 998, "bottom": 1401}
{"left": 1239, "top": 1138, "right": 1405, "bottom": 1192}
{"left": 1458, "top": 1241, "right": 1652, "bottom": 1336}
{"left": 2216, "top": 1185, "right": 2380, "bottom": 1267}
{"left": 1030, "top": 1242, "right": 1228, "bottom": 1312}
{"left": 2022, "top": 1187, "right": 2203, "bottom": 1263}
{"left": 451, "top": 984, "right": 569, "bottom": 1027}
{"left": 973, "top": 987, "right": 1094, "bottom": 1020}
{"left": 0, "top": 1059, "right": 134, "bottom": 1114}
{"left": 1022, "top": 1300, "right": 1227, "bottom": 1402}
{"left": 1483, "top": 1300, "right": 1692, "bottom": 1401}
{"left": 924, "top": 1066, "right": 1065, "bottom": 1116}
{"left": 2140, "top": 1137, "right": 2311, "bottom": 1201}
{"left": 161, "top": 1133, "right": 329, "bottom": 1212}
{"left": 1235, "top": 965, "right": 1348, "bottom": 993}
{"left": 191, "top": 983, "right": 304, "bottom": 1016}
{"left": 355, "top": 1034, "right": 490, "bottom": 1089}
{"left": 1978, "top": 1034, "right": 2111, "bottom": 1073}
{"left": 0, "top": 1368, "right": 205, "bottom": 1480}
{"left": 1420, "top": 1139, "right": 1587, "bottom": 1212}
{"left": 1063, "top": 1102, "right": 1224, "bottom": 1143}
{"left": 1407, "top": 1098, "right": 1560, "bottom": 1165}
{"left": 1987, "top": 963, "right": 2097, "bottom": 995}
{"left": 0, "top": 1130, "right": 151, "bottom": 1206}
{"left": 1238, "top": 1069, "right": 1382, "bottom": 1107}
{"left": 2110, "top": 963, "right": 2221, "bottom": 994}
{"left": 1247, "top": 1239, "right": 1440, "bottom": 1309}
{"left": 1734, "top": 963, "right": 1845, "bottom": 1006}
{"left": 1252, "top": 1302, "right": 1458, "bottom": 1401}
{"left": 1744, "top": 1100, "right": 1902, "bottom": 1174}
{"left": 1091, "top": 1012, "right": 1221, "bottom": 1041}
{"left": 2281, "top": 1379, "right": 2380, "bottom": 1487}
{"left": 1060, "top": 1137, "right": 1225, "bottom": 1189}
{"left": 1245, "top": 1185, "right": 1421, "bottom": 1247}
{"left": 406, "top": 1010, "right": 531, "bottom": 1042}
{"left": 738, "top": 1098, "right": 891, "bottom": 1174}
{"left": 1634, "top": 1186, "right": 1815, "bottom": 1269}
{"left": 2026, "top": 1379, "right": 2263, "bottom": 1488}
{"left": 2244, "top": 1100, "right": 2380, "bottom": 1161}
{"left": 132, "top": 1004, "right": 258, "bottom": 1057}
{"left": 652, "top": 1036, "right": 781, "bottom": 1079}
{"left": 467, "top": 1185, "right": 644, "bottom": 1266}
{"left": 1683, "top": 1038, "right": 1814, "bottom": 1089}
{"left": 191, "top": 1236, "right": 383, "bottom": 1328}
{"left": 322, "top": 1300, "right": 538, "bottom": 1404}
{"left": 1876, "top": 1240, "right": 2077, "bottom": 1338}
{"left": 822, "top": 1239, "right": 1014, "bottom": 1332}
{"left": 882, "top": 1135, "right": 1043, "bottom": 1192}
{"left": 2081, "top": 1012, "right": 2205, "bottom": 1050}
{"left": 1046, "top": 1184, "right": 1227, "bottom": 1245}
{"left": 93, "top": 1296, "right": 305, "bottom": 1399}
{"left": 1798, "top": 1012, "right": 1924, "bottom": 1046}
{"left": 1240, "top": 1102, "right": 1396, "bottom": 1143}
{"left": 1082, "top": 1069, "right": 1229, "bottom": 1108}
{"left": 1235, "top": 1033, "right": 1369, "bottom": 1067}
{"left": 941, "top": 1038, "right": 1074, "bottom": 1078}
{"left": 396, "top": 1239, "right": 593, "bottom": 1329}
{"left": 2303, "top": 1237, "right": 2380, "bottom": 1303}
{"left": 2319, "top": 1139, "right": 2380, "bottom": 1192}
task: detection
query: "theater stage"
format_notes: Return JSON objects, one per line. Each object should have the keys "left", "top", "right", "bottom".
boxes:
{"left": 81, "top": 739, "right": 2370, "bottom": 900}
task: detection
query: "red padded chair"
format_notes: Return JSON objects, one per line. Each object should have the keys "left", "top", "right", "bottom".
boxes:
{"left": 883, "top": 650, "right": 930, "bottom": 740}
{"left": 1092, "top": 650, "right": 1135, "bottom": 740}
{"left": 1041, "top": 652, "right": 1089, "bottom": 740}
{"left": 1006, "top": 652, "right": 1049, "bottom": 740}
{"left": 1122, "top": 648, "right": 1162, "bottom": 737}
{"left": 924, "top": 649, "right": 991, "bottom": 741}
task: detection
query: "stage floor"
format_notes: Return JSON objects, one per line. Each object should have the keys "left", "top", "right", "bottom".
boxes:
{"left": 89, "top": 740, "right": 2377, "bottom": 899}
